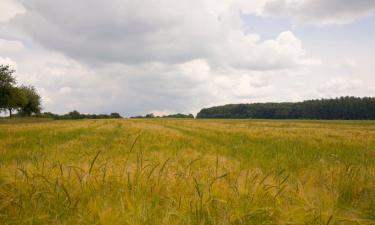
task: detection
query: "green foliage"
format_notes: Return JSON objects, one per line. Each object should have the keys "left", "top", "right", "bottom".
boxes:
{"left": 131, "top": 113, "right": 194, "bottom": 119}
{"left": 39, "top": 110, "right": 122, "bottom": 120}
{"left": 2, "top": 86, "right": 26, "bottom": 117}
{"left": 0, "top": 65, "right": 42, "bottom": 117}
{"left": 110, "top": 112, "right": 121, "bottom": 118}
{"left": 0, "top": 65, "right": 17, "bottom": 113}
{"left": 162, "top": 113, "right": 194, "bottom": 118}
{"left": 18, "top": 86, "right": 42, "bottom": 116}
{"left": 197, "top": 97, "right": 375, "bottom": 119}
{"left": 0, "top": 65, "right": 16, "bottom": 86}
{"left": 146, "top": 113, "right": 155, "bottom": 118}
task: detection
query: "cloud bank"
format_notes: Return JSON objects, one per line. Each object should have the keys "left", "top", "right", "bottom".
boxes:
{"left": 0, "top": 0, "right": 374, "bottom": 116}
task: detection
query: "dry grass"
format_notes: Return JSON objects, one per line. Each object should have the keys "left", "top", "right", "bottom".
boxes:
{"left": 0, "top": 119, "right": 374, "bottom": 224}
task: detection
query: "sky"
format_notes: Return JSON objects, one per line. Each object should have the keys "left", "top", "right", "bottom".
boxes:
{"left": 0, "top": 0, "right": 374, "bottom": 116}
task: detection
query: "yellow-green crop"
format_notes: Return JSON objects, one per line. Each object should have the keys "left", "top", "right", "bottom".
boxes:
{"left": 0, "top": 118, "right": 374, "bottom": 224}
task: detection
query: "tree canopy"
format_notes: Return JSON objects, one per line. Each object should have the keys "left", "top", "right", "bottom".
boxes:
{"left": 131, "top": 113, "right": 194, "bottom": 119}
{"left": 0, "top": 65, "right": 42, "bottom": 117}
{"left": 40, "top": 111, "right": 122, "bottom": 120}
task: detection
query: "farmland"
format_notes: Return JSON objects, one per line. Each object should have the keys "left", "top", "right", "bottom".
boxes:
{"left": 0, "top": 119, "right": 374, "bottom": 224}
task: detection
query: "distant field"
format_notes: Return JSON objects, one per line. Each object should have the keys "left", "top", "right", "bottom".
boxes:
{"left": 0, "top": 119, "right": 374, "bottom": 224}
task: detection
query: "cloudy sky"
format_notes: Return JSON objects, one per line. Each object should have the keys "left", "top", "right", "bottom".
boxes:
{"left": 1, "top": 0, "right": 374, "bottom": 116}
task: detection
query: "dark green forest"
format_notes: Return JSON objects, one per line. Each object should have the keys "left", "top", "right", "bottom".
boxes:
{"left": 197, "top": 97, "right": 375, "bottom": 119}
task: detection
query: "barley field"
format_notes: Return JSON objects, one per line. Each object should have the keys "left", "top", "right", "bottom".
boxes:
{"left": 0, "top": 119, "right": 374, "bottom": 225}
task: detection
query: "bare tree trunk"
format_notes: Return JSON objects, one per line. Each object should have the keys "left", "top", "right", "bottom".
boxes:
{"left": 8, "top": 108, "right": 12, "bottom": 118}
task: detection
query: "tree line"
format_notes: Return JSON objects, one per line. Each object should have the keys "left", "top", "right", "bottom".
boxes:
{"left": 0, "top": 65, "right": 41, "bottom": 117}
{"left": 197, "top": 97, "right": 375, "bottom": 120}
{"left": 39, "top": 111, "right": 122, "bottom": 120}
{"left": 131, "top": 113, "right": 194, "bottom": 119}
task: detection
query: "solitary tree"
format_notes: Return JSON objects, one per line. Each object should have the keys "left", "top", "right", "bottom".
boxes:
{"left": 68, "top": 110, "right": 81, "bottom": 119}
{"left": 110, "top": 112, "right": 121, "bottom": 118}
{"left": 0, "top": 65, "right": 18, "bottom": 117}
{"left": 145, "top": 113, "right": 155, "bottom": 118}
{"left": 18, "top": 86, "right": 42, "bottom": 116}
{"left": 7, "top": 87, "right": 27, "bottom": 117}
{"left": 1, "top": 65, "right": 42, "bottom": 117}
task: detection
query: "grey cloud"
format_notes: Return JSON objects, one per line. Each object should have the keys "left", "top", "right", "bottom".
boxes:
{"left": 14, "top": 55, "right": 217, "bottom": 115}
{"left": 11, "top": 0, "right": 314, "bottom": 71}
{"left": 13, "top": 0, "right": 217, "bottom": 65}
{"left": 10, "top": 46, "right": 374, "bottom": 116}
{"left": 264, "top": 0, "right": 375, "bottom": 25}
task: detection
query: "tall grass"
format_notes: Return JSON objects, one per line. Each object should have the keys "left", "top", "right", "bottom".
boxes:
{"left": 0, "top": 119, "right": 374, "bottom": 224}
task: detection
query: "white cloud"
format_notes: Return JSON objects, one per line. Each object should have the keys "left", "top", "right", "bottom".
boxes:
{"left": 319, "top": 77, "right": 362, "bottom": 94}
{"left": 4, "top": 46, "right": 277, "bottom": 115}
{"left": 0, "top": 0, "right": 25, "bottom": 22}
{"left": 0, "top": 56, "right": 17, "bottom": 66}
{"left": 0, "top": 38, "right": 24, "bottom": 54}
{"left": 208, "top": 31, "right": 319, "bottom": 70}
{"left": 11, "top": 0, "right": 315, "bottom": 71}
